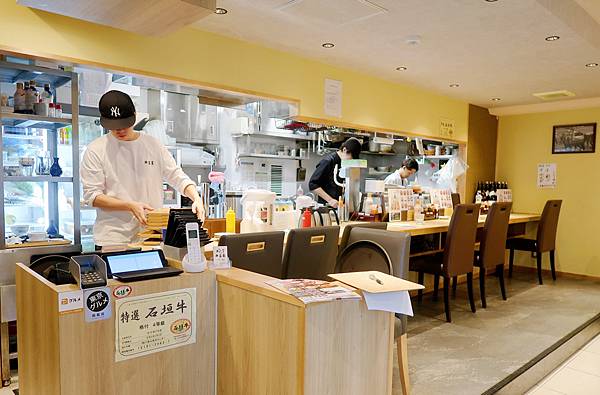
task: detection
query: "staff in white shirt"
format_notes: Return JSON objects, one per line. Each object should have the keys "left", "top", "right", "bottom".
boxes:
{"left": 384, "top": 158, "right": 419, "bottom": 186}
{"left": 80, "top": 90, "right": 204, "bottom": 247}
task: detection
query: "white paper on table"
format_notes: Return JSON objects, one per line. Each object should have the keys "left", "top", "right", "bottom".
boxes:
{"left": 362, "top": 290, "right": 414, "bottom": 316}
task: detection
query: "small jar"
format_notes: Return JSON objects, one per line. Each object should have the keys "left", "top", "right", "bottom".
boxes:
{"left": 48, "top": 103, "right": 55, "bottom": 117}
{"left": 55, "top": 104, "right": 62, "bottom": 118}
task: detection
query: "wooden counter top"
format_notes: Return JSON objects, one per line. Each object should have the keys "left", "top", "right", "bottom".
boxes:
{"left": 384, "top": 212, "right": 540, "bottom": 236}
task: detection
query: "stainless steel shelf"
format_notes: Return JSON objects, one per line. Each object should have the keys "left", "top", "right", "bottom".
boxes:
{"left": 232, "top": 131, "right": 313, "bottom": 141}
{"left": 368, "top": 171, "right": 393, "bottom": 176}
{"left": 0, "top": 60, "right": 73, "bottom": 88}
{"left": 415, "top": 155, "right": 454, "bottom": 160}
{"left": 361, "top": 151, "right": 397, "bottom": 156}
{"left": 237, "top": 153, "right": 305, "bottom": 160}
{"left": 0, "top": 112, "right": 72, "bottom": 129}
{"left": 3, "top": 176, "right": 73, "bottom": 182}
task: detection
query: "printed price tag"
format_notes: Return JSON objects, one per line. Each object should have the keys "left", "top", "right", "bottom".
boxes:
{"left": 211, "top": 246, "right": 231, "bottom": 270}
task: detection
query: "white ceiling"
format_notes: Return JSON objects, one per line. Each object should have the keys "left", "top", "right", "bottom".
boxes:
{"left": 193, "top": 0, "right": 600, "bottom": 109}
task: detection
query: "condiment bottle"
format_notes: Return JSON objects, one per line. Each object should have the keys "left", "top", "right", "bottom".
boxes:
{"left": 301, "top": 209, "right": 312, "bottom": 228}
{"left": 25, "top": 80, "right": 38, "bottom": 114}
{"left": 226, "top": 208, "right": 236, "bottom": 233}
{"left": 13, "top": 82, "right": 26, "bottom": 113}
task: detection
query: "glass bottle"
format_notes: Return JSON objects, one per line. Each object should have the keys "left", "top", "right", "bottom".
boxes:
{"left": 13, "top": 82, "right": 26, "bottom": 113}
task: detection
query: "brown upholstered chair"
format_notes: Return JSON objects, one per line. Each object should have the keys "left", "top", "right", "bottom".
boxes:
{"left": 409, "top": 204, "right": 480, "bottom": 322}
{"left": 338, "top": 222, "right": 388, "bottom": 257}
{"left": 474, "top": 202, "right": 512, "bottom": 308}
{"left": 282, "top": 226, "right": 340, "bottom": 280}
{"left": 451, "top": 193, "right": 461, "bottom": 208}
{"left": 218, "top": 231, "right": 285, "bottom": 278}
{"left": 506, "top": 200, "right": 562, "bottom": 284}
{"left": 334, "top": 227, "right": 411, "bottom": 394}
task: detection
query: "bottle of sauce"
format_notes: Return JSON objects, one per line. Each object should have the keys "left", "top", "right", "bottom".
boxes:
{"left": 301, "top": 209, "right": 312, "bottom": 228}
{"left": 226, "top": 208, "right": 236, "bottom": 233}
{"left": 13, "top": 82, "right": 26, "bottom": 113}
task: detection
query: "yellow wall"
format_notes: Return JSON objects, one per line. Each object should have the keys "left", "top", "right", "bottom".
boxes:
{"left": 0, "top": 1, "right": 468, "bottom": 141}
{"left": 496, "top": 107, "right": 600, "bottom": 277}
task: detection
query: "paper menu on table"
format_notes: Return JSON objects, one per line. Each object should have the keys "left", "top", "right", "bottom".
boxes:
{"left": 265, "top": 279, "right": 360, "bottom": 304}
{"left": 328, "top": 271, "right": 424, "bottom": 294}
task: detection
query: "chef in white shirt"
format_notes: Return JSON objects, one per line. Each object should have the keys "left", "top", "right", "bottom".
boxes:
{"left": 384, "top": 158, "right": 419, "bottom": 186}
{"left": 80, "top": 90, "right": 204, "bottom": 248}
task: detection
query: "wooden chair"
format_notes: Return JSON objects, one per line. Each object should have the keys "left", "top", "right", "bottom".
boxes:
{"left": 335, "top": 227, "right": 411, "bottom": 395}
{"left": 451, "top": 193, "right": 461, "bottom": 208}
{"left": 409, "top": 204, "right": 480, "bottom": 322}
{"left": 474, "top": 202, "right": 512, "bottom": 307}
{"left": 506, "top": 200, "right": 562, "bottom": 284}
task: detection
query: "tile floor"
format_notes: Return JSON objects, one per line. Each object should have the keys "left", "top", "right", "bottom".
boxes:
{"left": 391, "top": 271, "right": 600, "bottom": 395}
{"left": 526, "top": 335, "right": 600, "bottom": 395}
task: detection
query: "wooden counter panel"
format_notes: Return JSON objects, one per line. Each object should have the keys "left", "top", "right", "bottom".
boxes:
{"left": 57, "top": 271, "right": 216, "bottom": 395}
{"left": 16, "top": 264, "right": 61, "bottom": 395}
{"left": 217, "top": 281, "right": 304, "bottom": 395}
{"left": 216, "top": 268, "right": 304, "bottom": 307}
{"left": 304, "top": 301, "right": 393, "bottom": 395}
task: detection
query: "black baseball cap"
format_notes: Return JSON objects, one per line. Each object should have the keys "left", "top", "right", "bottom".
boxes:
{"left": 341, "top": 137, "right": 362, "bottom": 159}
{"left": 99, "top": 90, "right": 136, "bottom": 130}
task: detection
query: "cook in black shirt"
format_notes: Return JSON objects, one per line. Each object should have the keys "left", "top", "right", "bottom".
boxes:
{"left": 308, "top": 137, "right": 362, "bottom": 207}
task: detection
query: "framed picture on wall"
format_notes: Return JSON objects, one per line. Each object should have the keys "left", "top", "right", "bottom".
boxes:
{"left": 552, "top": 123, "right": 596, "bottom": 154}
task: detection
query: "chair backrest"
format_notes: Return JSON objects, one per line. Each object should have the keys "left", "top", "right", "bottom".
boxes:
{"left": 283, "top": 226, "right": 340, "bottom": 280}
{"left": 480, "top": 202, "right": 512, "bottom": 269}
{"left": 338, "top": 222, "right": 388, "bottom": 253}
{"left": 218, "top": 231, "right": 285, "bottom": 278}
{"left": 451, "top": 193, "right": 461, "bottom": 208}
{"left": 336, "top": 240, "right": 392, "bottom": 275}
{"left": 443, "top": 203, "right": 480, "bottom": 276}
{"left": 344, "top": 228, "right": 411, "bottom": 279}
{"left": 536, "top": 200, "right": 562, "bottom": 252}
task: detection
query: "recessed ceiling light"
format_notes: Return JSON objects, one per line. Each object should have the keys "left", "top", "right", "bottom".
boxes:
{"left": 322, "top": 43, "right": 335, "bottom": 48}
{"left": 396, "top": 66, "right": 407, "bottom": 71}
{"left": 484, "top": 0, "right": 498, "bottom": 2}
{"left": 491, "top": 98, "right": 501, "bottom": 101}
{"left": 586, "top": 62, "right": 599, "bottom": 68}
{"left": 545, "top": 35, "right": 560, "bottom": 41}
{"left": 215, "top": 7, "right": 228, "bottom": 15}
{"left": 449, "top": 83, "right": 460, "bottom": 88}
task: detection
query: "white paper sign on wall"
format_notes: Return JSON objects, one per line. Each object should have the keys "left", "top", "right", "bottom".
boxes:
{"left": 324, "top": 78, "right": 343, "bottom": 118}
{"left": 440, "top": 118, "right": 456, "bottom": 138}
{"left": 537, "top": 163, "right": 557, "bottom": 188}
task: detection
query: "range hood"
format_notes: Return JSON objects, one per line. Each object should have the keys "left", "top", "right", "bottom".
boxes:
{"left": 18, "top": 0, "right": 216, "bottom": 36}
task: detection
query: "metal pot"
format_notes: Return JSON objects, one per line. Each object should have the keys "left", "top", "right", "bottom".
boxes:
{"left": 368, "top": 140, "right": 380, "bottom": 152}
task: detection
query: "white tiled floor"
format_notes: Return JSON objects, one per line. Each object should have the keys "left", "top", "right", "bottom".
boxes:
{"left": 527, "top": 334, "right": 600, "bottom": 395}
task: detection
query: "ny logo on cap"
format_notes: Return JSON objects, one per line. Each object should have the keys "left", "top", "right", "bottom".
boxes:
{"left": 110, "top": 106, "right": 120, "bottom": 117}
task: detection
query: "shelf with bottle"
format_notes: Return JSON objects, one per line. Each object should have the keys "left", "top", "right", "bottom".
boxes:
{"left": 0, "top": 111, "right": 72, "bottom": 129}
{"left": 3, "top": 176, "right": 72, "bottom": 182}
{"left": 473, "top": 181, "right": 509, "bottom": 205}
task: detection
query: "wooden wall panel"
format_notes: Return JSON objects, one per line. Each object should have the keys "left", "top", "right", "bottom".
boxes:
{"left": 466, "top": 104, "right": 499, "bottom": 202}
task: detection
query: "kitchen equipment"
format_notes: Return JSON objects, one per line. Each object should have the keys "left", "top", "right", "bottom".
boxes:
{"left": 315, "top": 206, "right": 340, "bottom": 226}
{"left": 4, "top": 165, "right": 22, "bottom": 176}
{"left": 435, "top": 146, "right": 442, "bottom": 156}
{"left": 368, "top": 140, "right": 380, "bottom": 152}
{"left": 375, "top": 166, "right": 391, "bottom": 172}
{"left": 19, "top": 157, "right": 35, "bottom": 176}
{"left": 34, "top": 102, "right": 49, "bottom": 117}
{"left": 380, "top": 144, "right": 394, "bottom": 153}
{"left": 225, "top": 191, "right": 243, "bottom": 219}
{"left": 334, "top": 159, "right": 367, "bottom": 220}
{"left": 28, "top": 231, "right": 48, "bottom": 242}
{"left": 240, "top": 189, "right": 276, "bottom": 233}
{"left": 296, "top": 161, "right": 307, "bottom": 182}
{"left": 10, "top": 224, "right": 29, "bottom": 236}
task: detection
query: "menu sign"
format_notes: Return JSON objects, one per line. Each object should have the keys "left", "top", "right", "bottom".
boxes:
{"left": 115, "top": 288, "right": 196, "bottom": 362}
{"left": 430, "top": 189, "right": 453, "bottom": 208}
{"left": 388, "top": 189, "right": 414, "bottom": 222}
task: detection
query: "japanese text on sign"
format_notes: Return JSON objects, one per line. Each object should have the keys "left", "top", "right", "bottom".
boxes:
{"left": 115, "top": 288, "right": 196, "bottom": 362}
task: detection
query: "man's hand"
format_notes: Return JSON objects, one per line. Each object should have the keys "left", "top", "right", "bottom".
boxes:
{"left": 128, "top": 201, "right": 154, "bottom": 225}
{"left": 191, "top": 199, "right": 205, "bottom": 221}
{"left": 327, "top": 199, "right": 339, "bottom": 208}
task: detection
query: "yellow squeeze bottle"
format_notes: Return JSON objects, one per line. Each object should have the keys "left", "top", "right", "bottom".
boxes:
{"left": 226, "top": 208, "right": 236, "bottom": 233}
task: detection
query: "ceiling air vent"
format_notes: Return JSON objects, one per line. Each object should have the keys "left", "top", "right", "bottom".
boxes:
{"left": 533, "top": 90, "right": 576, "bottom": 101}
